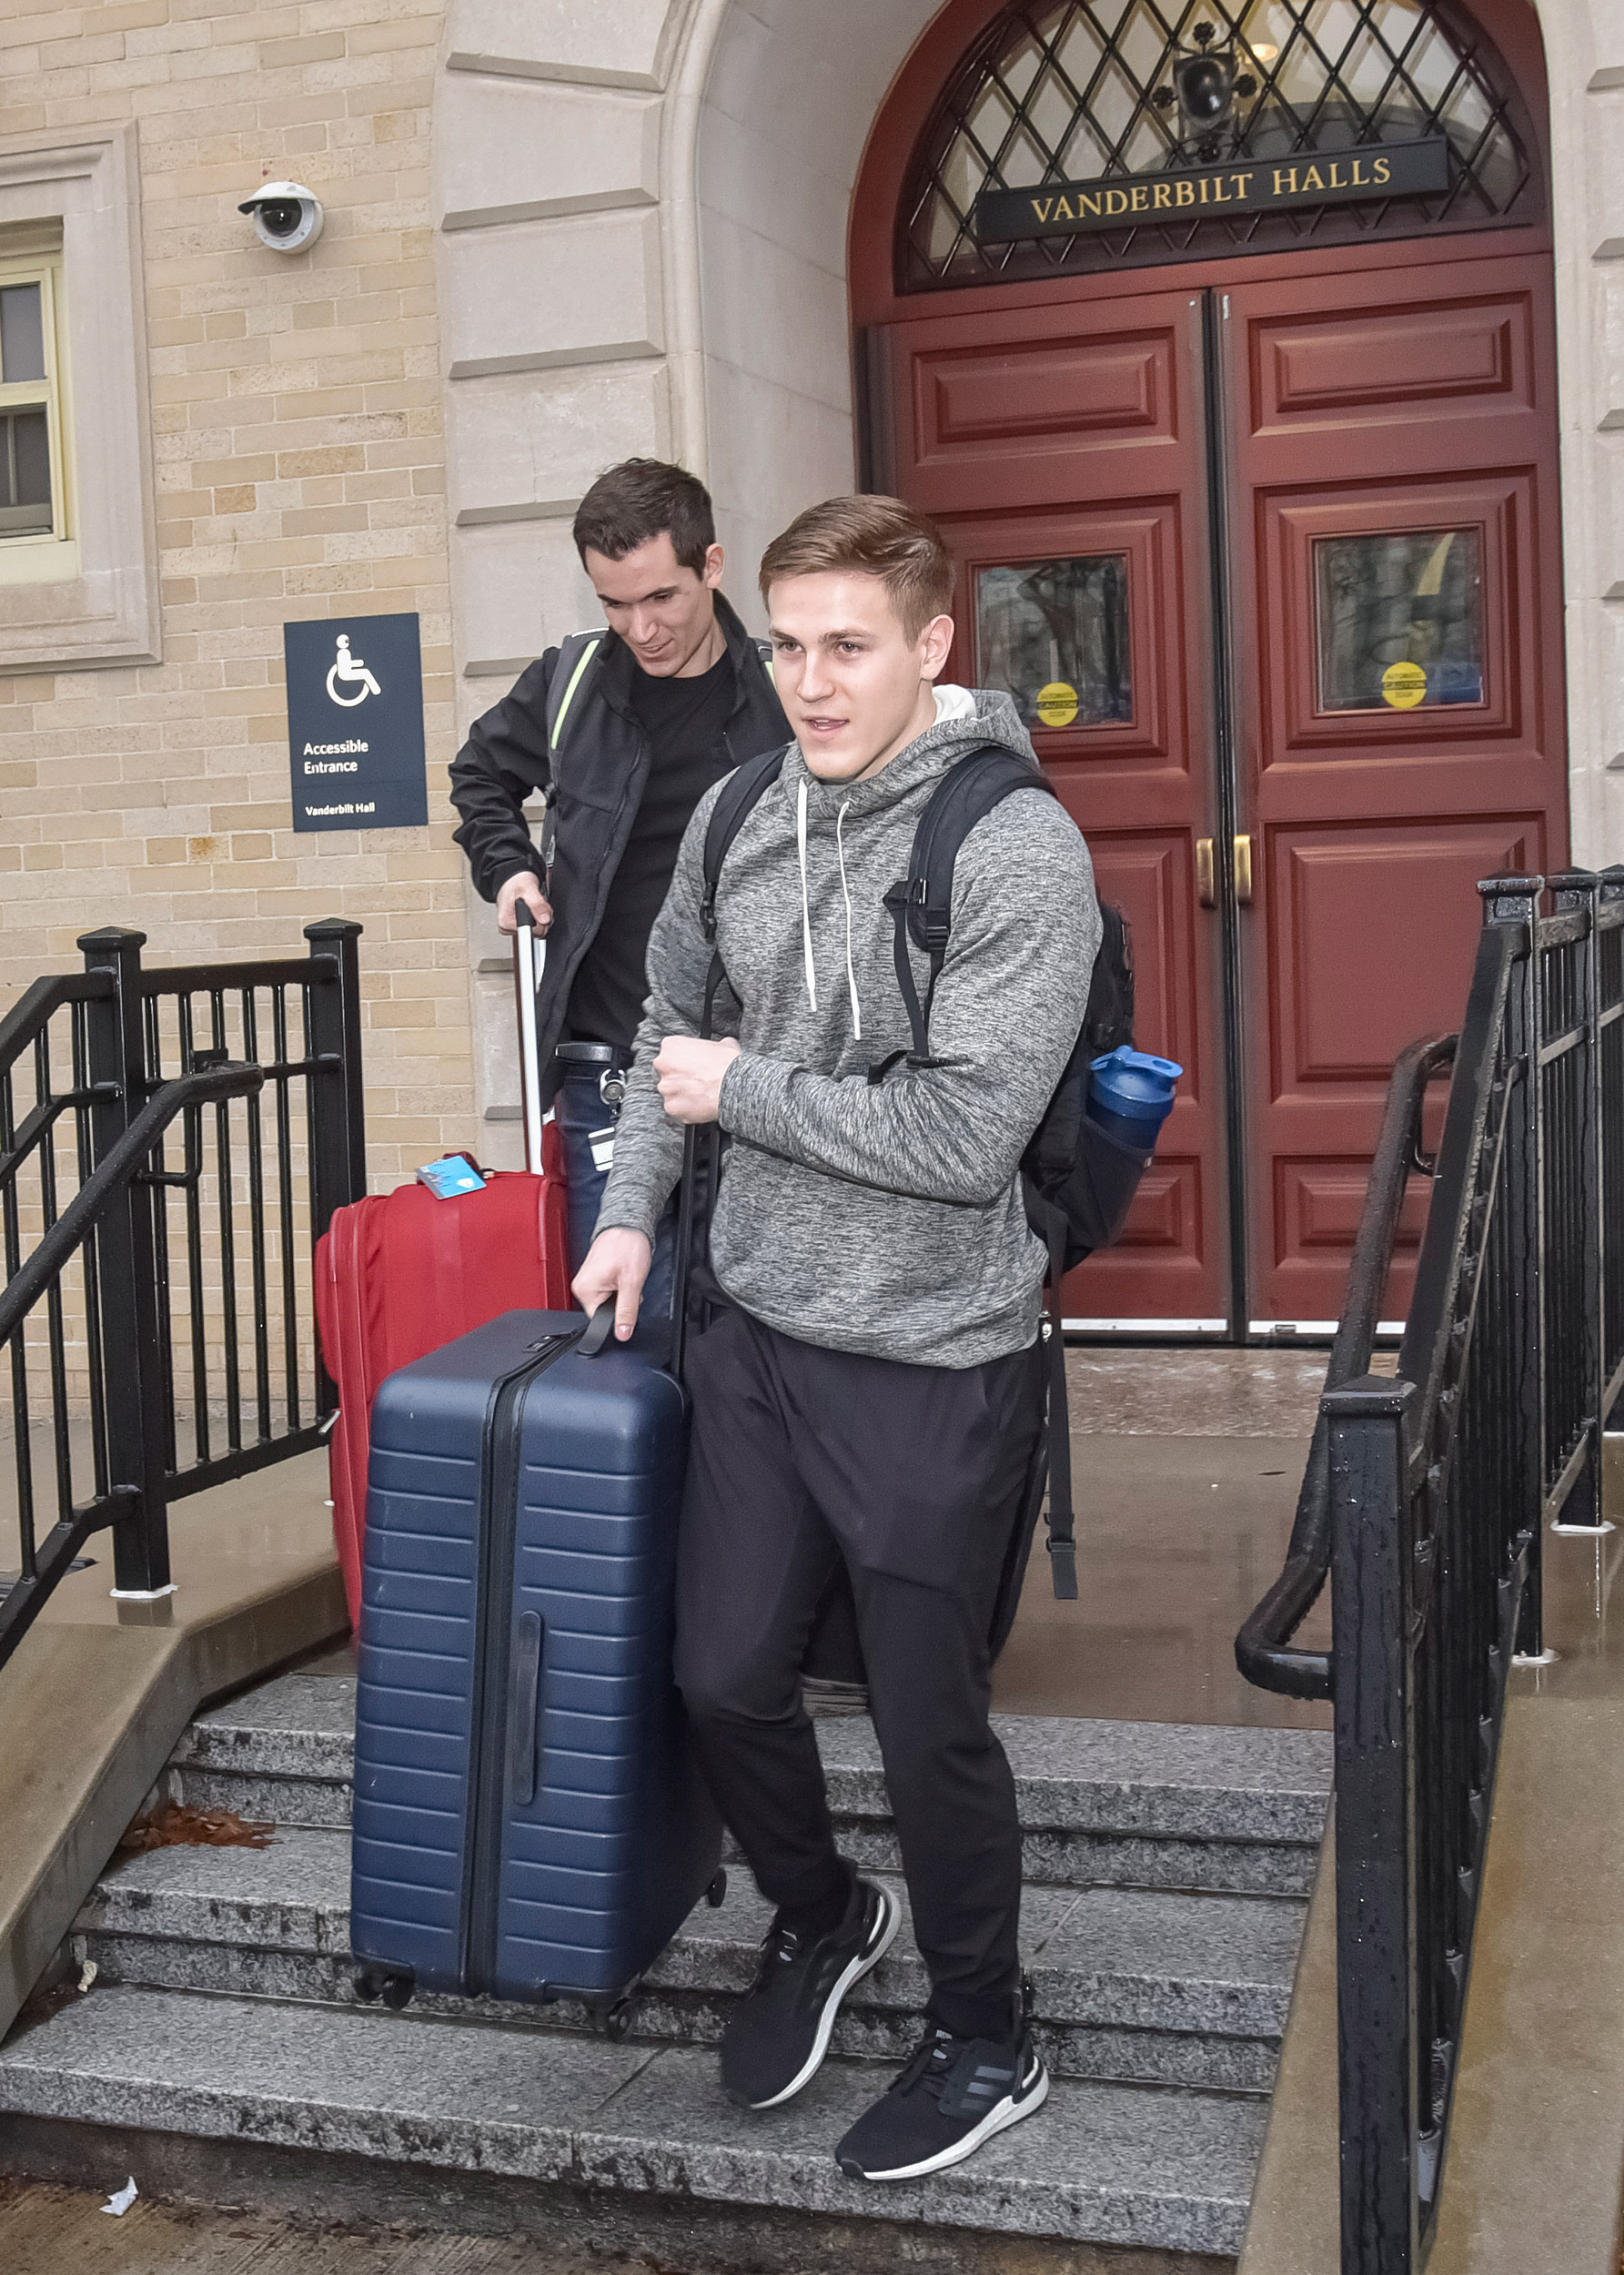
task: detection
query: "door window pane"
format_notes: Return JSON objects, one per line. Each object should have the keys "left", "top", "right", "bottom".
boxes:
{"left": 0, "top": 284, "right": 44, "bottom": 383}
{"left": 1315, "top": 528, "right": 1485, "bottom": 713}
{"left": 975, "top": 556, "right": 1132, "bottom": 733}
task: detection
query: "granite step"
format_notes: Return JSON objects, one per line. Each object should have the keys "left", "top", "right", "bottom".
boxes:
{"left": 167, "top": 1673, "right": 1332, "bottom": 1897}
{"left": 74, "top": 1826, "right": 1304, "bottom": 2093}
{"left": 0, "top": 1982, "right": 1269, "bottom": 2259}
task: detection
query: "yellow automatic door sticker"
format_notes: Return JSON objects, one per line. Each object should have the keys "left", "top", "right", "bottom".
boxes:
{"left": 1034, "top": 681, "right": 1079, "bottom": 728}
{"left": 1381, "top": 661, "right": 1428, "bottom": 710}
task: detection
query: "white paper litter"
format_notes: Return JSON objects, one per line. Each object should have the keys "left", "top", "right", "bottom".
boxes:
{"left": 101, "top": 2177, "right": 138, "bottom": 2217}
{"left": 77, "top": 1958, "right": 97, "bottom": 1994}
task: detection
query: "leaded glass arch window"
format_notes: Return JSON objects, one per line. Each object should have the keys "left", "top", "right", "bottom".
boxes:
{"left": 900, "top": 0, "right": 1537, "bottom": 289}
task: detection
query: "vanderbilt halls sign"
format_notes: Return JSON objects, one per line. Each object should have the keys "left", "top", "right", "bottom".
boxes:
{"left": 973, "top": 136, "right": 1449, "bottom": 244}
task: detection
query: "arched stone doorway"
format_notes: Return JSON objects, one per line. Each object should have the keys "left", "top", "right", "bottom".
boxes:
{"left": 841, "top": 0, "right": 1566, "bottom": 1337}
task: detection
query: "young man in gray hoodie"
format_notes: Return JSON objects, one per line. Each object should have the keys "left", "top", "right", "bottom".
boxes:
{"left": 574, "top": 495, "right": 1100, "bottom": 2180}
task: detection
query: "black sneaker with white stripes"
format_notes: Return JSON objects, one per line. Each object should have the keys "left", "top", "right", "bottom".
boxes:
{"left": 834, "top": 2021, "right": 1050, "bottom": 2180}
{"left": 719, "top": 1876, "right": 902, "bottom": 2111}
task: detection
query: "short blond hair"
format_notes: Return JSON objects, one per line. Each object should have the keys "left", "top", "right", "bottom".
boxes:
{"left": 759, "top": 494, "right": 954, "bottom": 641}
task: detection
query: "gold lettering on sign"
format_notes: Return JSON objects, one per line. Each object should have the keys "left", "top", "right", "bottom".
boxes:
{"left": 1154, "top": 182, "right": 1173, "bottom": 209}
{"left": 1054, "top": 196, "right": 1074, "bottom": 220}
{"left": 1375, "top": 157, "right": 1392, "bottom": 183}
{"left": 1274, "top": 166, "right": 1297, "bottom": 196}
{"left": 1029, "top": 197, "right": 1054, "bottom": 224}
{"left": 1301, "top": 164, "right": 1326, "bottom": 191}
{"left": 1326, "top": 161, "right": 1346, "bottom": 188}
{"left": 1211, "top": 176, "right": 1231, "bottom": 203}
{"left": 1231, "top": 172, "right": 1251, "bottom": 199}
{"left": 1175, "top": 179, "right": 1195, "bottom": 207}
{"left": 1079, "top": 191, "right": 1103, "bottom": 218}
{"left": 1105, "top": 188, "right": 1129, "bottom": 216}
{"left": 1130, "top": 184, "right": 1148, "bottom": 211}
{"left": 1351, "top": 158, "right": 1369, "bottom": 187}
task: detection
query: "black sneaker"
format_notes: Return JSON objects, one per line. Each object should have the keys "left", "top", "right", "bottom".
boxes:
{"left": 720, "top": 1876, "right": 902, "bottom": 2111}
{"left": 834, "top": 2023, "right": 1049, "bottom": 2180}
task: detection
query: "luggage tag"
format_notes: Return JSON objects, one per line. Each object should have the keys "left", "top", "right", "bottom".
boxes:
{"left": 417, "top": 1153, "right": 488, "bottom": 1200}
{"left": 589, "top": 1125, "right": 616, "bottom": 1176}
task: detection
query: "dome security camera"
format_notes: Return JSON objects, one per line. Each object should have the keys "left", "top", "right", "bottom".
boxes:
{"left": 237, "top": 181, "right": 324, "bottom": 253}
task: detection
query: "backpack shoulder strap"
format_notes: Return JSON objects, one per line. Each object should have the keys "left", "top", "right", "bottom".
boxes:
{"left": 874, "top": 747, "right": 1055, "bottom": 1071}
{"left": 544, "top": 629, "right": 608, "bottom": 755}
{"left": 906, "top": 746, "right": 1054, "bottom": 957}
{"left": 700, "top": 743, "right": 789, "bottom": 945}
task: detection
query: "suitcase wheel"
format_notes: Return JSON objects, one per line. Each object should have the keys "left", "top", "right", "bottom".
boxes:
{"left": 352, "top": 1967, "right": 386, "bottom": 2005}
{"left": 380, "top": 1971, "right": 415, "bottom": 2012}
{"left": 705, "top": 1869, "right": 728, "bottom": 1910}
{"left": 604, "top": 1995, "right": 639, "bottom": 2042}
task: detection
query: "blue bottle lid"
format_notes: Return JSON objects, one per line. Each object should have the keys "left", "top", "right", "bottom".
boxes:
{"left": 1089, "top": 1045, "right": 1183, "bottom": 1110}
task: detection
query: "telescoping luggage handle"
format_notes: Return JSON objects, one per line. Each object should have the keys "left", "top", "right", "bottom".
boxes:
{"left": 513, "top": 902, "right": 546, "bottom": 1177}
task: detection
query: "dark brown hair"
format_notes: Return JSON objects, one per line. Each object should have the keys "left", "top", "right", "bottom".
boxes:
{"left": 573, "top": 459, "right": 715, "bottom": 575}
{"left": 758, "top": 495, "right": 954, "bottom": 639}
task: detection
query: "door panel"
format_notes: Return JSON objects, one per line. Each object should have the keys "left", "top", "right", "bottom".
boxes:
{"left": 882, "top": 291, "right": 1228, "bottom": 1323}
{"left": 872, "top": 244, "right": 1568, "bottom": 1333}
{"left": 1226, "top": 252, "right": 1568, "bottom": 1325}
{"left": 1248, "top": 293, "right": 1538, "bottom": 435}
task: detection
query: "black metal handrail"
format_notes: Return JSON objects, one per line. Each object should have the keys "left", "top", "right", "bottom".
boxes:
{"left": 1237, "top": 866, "right": 1624, "bottom": 2274}
{"left": 0, "top": 919, "right": 367, "bottom": 1671}
{"left": 1235, "top": 1031, "right": 1457, "bottom": 1700}
{"left": 0, "top": 1065, "right": 263, "bottom": 1654}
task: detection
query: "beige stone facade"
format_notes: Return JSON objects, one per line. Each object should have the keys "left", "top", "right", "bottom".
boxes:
{"left": 0, "top": 0, "right": 1619, "bottom": 1193}
{"left": 0, "top": 0, "right": 462, "bottom": 1189}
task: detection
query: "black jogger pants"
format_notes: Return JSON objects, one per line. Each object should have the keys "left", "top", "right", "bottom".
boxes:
{"left": 672, "top": 1305, "right": 1045, "bottom": 2043}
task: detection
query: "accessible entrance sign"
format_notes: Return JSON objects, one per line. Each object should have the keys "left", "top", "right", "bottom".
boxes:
{"left": 284, "top": 612, "right": 428, "bottom": 832}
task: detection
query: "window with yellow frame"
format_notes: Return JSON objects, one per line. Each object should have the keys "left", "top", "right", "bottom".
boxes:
{"left": 0, "top": 258, "right": 67, "bottom": 546}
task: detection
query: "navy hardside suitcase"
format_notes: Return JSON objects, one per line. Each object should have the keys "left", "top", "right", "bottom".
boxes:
{"left": 348, "top": 1306, "right": 724, "bottom": 2031}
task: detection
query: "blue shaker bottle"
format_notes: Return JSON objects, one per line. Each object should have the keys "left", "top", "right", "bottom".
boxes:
{"left": 1088, "top": 1046, "right": 1182, "bottom": 1154}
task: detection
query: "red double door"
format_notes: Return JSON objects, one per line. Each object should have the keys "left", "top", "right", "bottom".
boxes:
{"left": 872, "top": 238, "right": 1568, "bottom": 1331}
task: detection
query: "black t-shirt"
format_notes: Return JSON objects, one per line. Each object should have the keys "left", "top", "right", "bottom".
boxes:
{"left": 566, "top": 651, "right": 739, "bottom": 1055}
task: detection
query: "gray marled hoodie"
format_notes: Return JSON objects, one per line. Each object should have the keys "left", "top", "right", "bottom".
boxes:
{"left": 594, "top": 688, "right": 1101, "bottom": 1368}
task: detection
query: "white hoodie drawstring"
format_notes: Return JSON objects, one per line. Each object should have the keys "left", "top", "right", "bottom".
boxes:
{"left": 796, "top": 777, "right": 818, "bottom": 1011}
{"left": 795, "top": 777, "right": 864, "bottom": 1039}
{"left": 835, "top": 801, "right": 863, "bottom": 1040}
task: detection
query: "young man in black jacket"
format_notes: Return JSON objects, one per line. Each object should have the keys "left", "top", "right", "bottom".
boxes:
{"left": 449, "top": 459, "right": 787, "bottom": 1331}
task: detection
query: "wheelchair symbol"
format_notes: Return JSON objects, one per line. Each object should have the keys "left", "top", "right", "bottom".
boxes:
{"left": 326, "top": 633, "right": 381, "bottom": 708}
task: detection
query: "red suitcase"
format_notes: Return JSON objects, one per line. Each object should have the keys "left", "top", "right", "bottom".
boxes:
{"left": 315, "top": 910, "right": 570, "bottom": 1625}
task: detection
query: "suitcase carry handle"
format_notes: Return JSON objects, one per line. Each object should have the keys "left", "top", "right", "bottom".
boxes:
{"left": 513, "top": 900, "right": 547, "bottom": 1178}
{"left": 577, "top": 1302, "right": 617, "bottom": 1359}
{"left": 508, "top": 1609, "right": 544, "bottom": 1806}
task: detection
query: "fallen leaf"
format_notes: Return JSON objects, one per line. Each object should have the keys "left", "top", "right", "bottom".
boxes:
{"left": 118, "top": 1803, "right": 274, "bottom": 1853}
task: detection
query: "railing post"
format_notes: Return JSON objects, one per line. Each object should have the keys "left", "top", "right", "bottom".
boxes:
{"left": 1328, "top": 1373, "right": 1419, "bottom": 2275}
{"left": 1550, "top": 871, "right": 1603, "bottom": 1530}
{"left": 1480, "top": 878, "right": 1546, "bottom": 1657}
{"left": 1601, "top": 868, "right": 1624, "bottom": 1429}
{"left": 302, "top": 917, "right": 367, "bottom": 1239}
{"left": 77, "top": 924, "right": 173, "bottom": 1597}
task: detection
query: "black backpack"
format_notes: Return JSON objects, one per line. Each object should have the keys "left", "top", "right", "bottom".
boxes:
{"left": 700, "top": 743, "right": 1149, "bottom": 1603}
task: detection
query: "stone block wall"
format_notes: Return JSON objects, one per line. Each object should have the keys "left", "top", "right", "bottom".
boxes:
{"left": 0, "top": 0, "right": 471, "bottom": 1190}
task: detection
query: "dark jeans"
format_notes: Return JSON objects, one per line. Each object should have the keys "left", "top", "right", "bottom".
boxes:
{"left": 673, "top": 1304, "right": 1044, "bottom": 2041}
{"left": 551, "top": 1054, "right": 679, "bottom": 1357}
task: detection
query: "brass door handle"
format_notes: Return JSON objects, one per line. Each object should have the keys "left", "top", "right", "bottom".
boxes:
{"left": 1234, "top": 833, "right": 1253, "bottom": 905}
{"left": 1196, "top": 835, "right": 1253, "bottom": 908}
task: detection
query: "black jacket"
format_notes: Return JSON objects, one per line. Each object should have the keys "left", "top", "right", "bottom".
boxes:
{"left": 449, "top": 592, "right": 788, "bottom": 1084}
